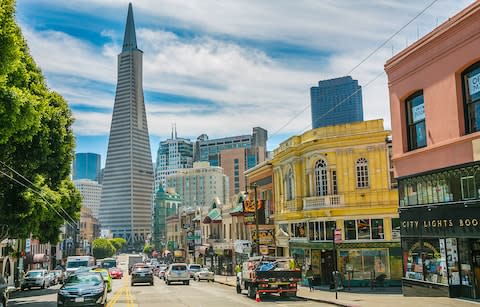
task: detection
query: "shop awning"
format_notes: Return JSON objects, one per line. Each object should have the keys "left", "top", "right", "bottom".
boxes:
{"left": 230, "top": 204, "right": 243, "bottom": 216}
{"left": 33, "top": 253, "right": 49, "bottom": 263}
{"left": 203, "top": 208, "right": 222, "bottom": 224}
{"left": 192, "top": 216, "right": 201, "bottom": 222}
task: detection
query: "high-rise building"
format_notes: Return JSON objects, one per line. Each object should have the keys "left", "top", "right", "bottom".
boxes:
{"left": 74, "top": 179, "right": 102, "bottom": 219}
{"left": 166, "top": 162, "right": 229, "bottom": 208}
{"left": 99, "top": 3, "right": 154, "bottom": 247}
{"left": 154, "top": 127, "right": 193, "bottom": 193}
{"left": 193, "top": 127, "right": 267, "bottom": 195}
{"left": 310, "top": 76, "right": 363, "bottom": 129}
{"left": 73, "top": 153, "right": 101, "bottom": 181}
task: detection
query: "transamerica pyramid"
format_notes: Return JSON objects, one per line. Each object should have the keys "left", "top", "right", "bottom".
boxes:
{"left": 99, "top": 3, "right": 153, "bottom": 249}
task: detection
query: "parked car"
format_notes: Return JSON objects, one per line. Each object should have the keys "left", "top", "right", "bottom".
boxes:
{"left": 187, "top": 264, "right": 202, "bottom": 279}
{"left": 21, "top": 269, "right": 51, "bottom": 290}
{"left": 165, "top": 263, "right": 189, "bottom": 285}
{"left": 90, "top": 268, "right": 112, "bottom": 292}
{"left": 0, "top": 275, "right": 8, "bottom": 307}
{"left": 131, "top": 267, "right": 154, "bottom": 286}
{"left": 194, "top": 268, "right": 214, "bottom": 282}
{"left": 108, "top": 267, "right": 123, "bottom": 279}
{"left": 57, "top": 271, "right": 107, "bottom": 307}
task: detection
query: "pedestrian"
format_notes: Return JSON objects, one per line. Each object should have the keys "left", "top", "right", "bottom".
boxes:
{"left": 235, "top": 264, "right": 241, "bottom": 274}
{"left": 306, "top": 266, "right": 314, "bottom": 292}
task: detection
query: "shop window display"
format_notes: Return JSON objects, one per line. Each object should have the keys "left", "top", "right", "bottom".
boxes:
{"left": 403, "top": 239, "right": 448, "bottom": 285}
{"left": 339, "top": 248, "right": 389, "bottom": 280}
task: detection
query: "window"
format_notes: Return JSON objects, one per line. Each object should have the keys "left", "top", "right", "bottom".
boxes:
{"left": 356, "top": 158, "right": 369, "bottom": 188}
{"left": 331, "top": 170, "right": 338, "bottom": 194}
{"left": 291, "top": 222, "right": 307, "bottom": 238}
{"left": 406, "top": 91, "right": 426, "bottom": 150}
{"left": 461, "top": 176, "right": 476, "bottom": 200}
{"left": 286, "top": 169, "right": 294, "bottom": 200}
{"left": 391, "top": 218, "right": 401, "bottom": 240}
{"left": 344, "top": 219, "right": 384, "bottom": 240}
{"left": 463, "top": 63, "right": 480, "bottom": 134}
{"left": 308, "top": 221, "right": 325, "bottom": 241}
{"left": 315, "top": 159, "right": 328, "bottom": 196}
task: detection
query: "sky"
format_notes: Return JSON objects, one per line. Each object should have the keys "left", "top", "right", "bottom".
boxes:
{"left": 15, "top": 0, "right": 474, "bottom": 167}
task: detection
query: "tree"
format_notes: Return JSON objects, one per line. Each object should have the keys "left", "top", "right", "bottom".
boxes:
{"left": 0, "top": 0, "right": 81, "bottom": 243}
{"left": 109, "top": 238, "right": 127, "bottom": 252}
{"left": 92, "top": 238, "right": 116, "bottom": 259}
{"left": 143, "top": 243, "right": 153, "bottom": 255}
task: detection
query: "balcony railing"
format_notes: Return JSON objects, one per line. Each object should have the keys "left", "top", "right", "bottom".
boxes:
{"left": 303, "top": 195, "right": 344, "bottom": 210}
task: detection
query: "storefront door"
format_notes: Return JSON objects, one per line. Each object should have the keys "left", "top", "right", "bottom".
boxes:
{"left": 472, "top": 248, "right": 480, "bottom": 298}
{"left": 321, "top": 250, "right": 334, "bottom": 284}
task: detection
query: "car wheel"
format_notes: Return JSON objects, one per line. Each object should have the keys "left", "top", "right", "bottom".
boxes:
{"left": 186, "top": 280, "right": 190, "bottom": 286}
{"left": 131, "top": 282, "right": 134, "bottom": 286}
{"left": 150, "top": 281, "right": 154, "bottom": 286}
{"left": 41, "top": 282, "right": 45, "bottom": 289}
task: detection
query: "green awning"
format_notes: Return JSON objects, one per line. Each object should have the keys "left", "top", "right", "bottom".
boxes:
{"left": 230, "top": 204, "right": 243, "bottom": 216}
{"left": 203, "top": 208, "right": 222, "bottom": 223}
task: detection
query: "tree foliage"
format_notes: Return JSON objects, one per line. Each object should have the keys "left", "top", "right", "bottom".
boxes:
{"left": 109, "top": 238, "right": 127, "bottom": 252}
{"left": 0, "top": 0, "right": 81, "bottom": 243}
{"left": 92, "top": 238, "right": 116, "bottom": 259}
{"left": 143, "top": 244, "right": 153, "bottom": 255}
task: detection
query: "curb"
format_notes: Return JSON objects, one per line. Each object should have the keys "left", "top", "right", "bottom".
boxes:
{"left": 213, "top": 279, "right": 353, "bottom": 307}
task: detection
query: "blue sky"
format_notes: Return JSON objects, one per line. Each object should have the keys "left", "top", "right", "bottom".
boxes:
{"left": 15, "top": 0, "right": 474, "bottom": 167}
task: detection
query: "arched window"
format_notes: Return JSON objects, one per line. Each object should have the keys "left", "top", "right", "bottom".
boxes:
{"left": 315, "top": 159, "right": 328, "bottom": 196}
{"left": 286, "top": 169, "right": 294, "bottom": 200}
{"left": 356, "top": 158, "right": 369, "bottom": 188}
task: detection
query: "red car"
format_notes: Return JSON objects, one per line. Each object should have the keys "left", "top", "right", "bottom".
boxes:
{"left": 109, "top": 267, "right": 124, "bottom": 279}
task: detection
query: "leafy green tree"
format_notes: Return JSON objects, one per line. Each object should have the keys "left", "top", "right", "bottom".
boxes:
{"left": 0, "top": 0, "right": 81, "bottom": 243}
{"left": 109, "top": 238, "right": 127, "bottom": 252}
{"left": 92, "top": 238, "right": 116, "bottom": 259}
{"left": 143, "top": 244, "right": 153, "bottom": 255}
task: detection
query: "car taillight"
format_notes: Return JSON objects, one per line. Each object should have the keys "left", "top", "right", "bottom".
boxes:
{"left": 260, "top": 284, "right": 269, "bottom": 288}
{"left": 289, "top": 283, "right": 296, "bottom": 288}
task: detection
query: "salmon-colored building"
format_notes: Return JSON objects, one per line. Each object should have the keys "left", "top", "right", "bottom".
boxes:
{"left": 385, "top": 2, "right": 480, "bottom": 299}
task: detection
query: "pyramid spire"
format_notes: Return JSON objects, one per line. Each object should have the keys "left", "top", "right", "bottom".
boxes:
{"left": 122, "top": 3, "right": 138, "bottom": 52}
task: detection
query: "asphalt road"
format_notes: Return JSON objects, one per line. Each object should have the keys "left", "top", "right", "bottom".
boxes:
{"left": 7, "top": 254, "right": 329, "bottom": 307}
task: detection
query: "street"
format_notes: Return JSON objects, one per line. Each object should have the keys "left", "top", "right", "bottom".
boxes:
{"left": 7, "top": 254, "right": 328, "bottom": 307}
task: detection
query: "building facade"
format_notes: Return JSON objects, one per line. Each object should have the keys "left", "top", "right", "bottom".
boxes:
{"left": 73, "top": 153, "right": 101, "bottom": 182}
{"left": 74, "top": 179, "right": 102, "bottom": 219}
{"left": 193, "top": 127, "right": 267, "bottom": 196}
{"left": 166, "top": 162, "right": 229, "bottom": 208}
{"left": 99, "top": 4, "right": 154, "bottom": 248}
{"left": 385, "top": 2, "right": 480, "bottom": 299}
{"left": 79, "top": 207, "right": 100, "bottom": 255}
{"left": 154, "top": 130, "right": 193, "bottom": 193}
{"left": 152, "top": 187, "right": 182, "bottom": 252}
{"left": 272, "top": 120, "right": 400, "bottom": 286}
{"left": 310, "top": 76, "right": 363, "bottom": 129}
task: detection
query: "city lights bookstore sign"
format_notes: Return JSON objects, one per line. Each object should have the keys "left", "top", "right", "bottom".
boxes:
{"left": 400, "top": 203, "right": 480, "bottom": 238}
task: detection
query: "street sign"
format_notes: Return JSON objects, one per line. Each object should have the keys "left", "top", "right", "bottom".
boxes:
{"left": 25, "top": 239, "right": 31, "bottom": 253}
{"left": 334, "top": 229, "right": 342, "bottom": 244}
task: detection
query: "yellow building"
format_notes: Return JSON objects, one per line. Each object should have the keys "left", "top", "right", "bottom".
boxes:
{"left": 272, "top": 119, "right": 401, "bottom": 286}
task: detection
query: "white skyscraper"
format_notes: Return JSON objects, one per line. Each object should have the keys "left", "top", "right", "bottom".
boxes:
{"left": 99, "top": 3, "right": 153, "bottom": 247}
{"left": 74, "top": 179, "right": 102, "bottom": 219}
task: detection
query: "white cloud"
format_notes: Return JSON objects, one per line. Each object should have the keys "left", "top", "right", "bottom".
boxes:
{"left": 18, "top": 0, "right": 475, "bottom": 150}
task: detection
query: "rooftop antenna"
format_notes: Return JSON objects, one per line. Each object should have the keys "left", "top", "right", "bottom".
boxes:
{"left": 174, "top": 123, "right": 177, "bottom": 139}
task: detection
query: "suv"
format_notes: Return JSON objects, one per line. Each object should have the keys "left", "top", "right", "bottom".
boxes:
{"left": 21, "top": 269, "right": 50, "bottom": 290}
{"left": 187, "top": 264, "right": 202, "bottom": 278}
{"left": 165, "top": 263, "right": 189, "bottom": 285}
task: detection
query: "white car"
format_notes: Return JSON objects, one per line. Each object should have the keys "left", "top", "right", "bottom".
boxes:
{"left": 194, "top": 268, "right": 214, "bottom": 282}
{"left": 187, "top": 264, "right": 202, "bottom": 278}
{"left": 165, "top": 263, "right": 189, "bottom": 285}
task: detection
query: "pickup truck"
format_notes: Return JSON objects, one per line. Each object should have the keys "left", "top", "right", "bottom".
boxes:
{"left": 236, "top": 256, "right": 302, "bottom": 299}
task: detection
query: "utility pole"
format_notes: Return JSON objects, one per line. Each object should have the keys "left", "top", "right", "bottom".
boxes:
{"left": 253, "top": 183, "right": 260, "bottom": 256}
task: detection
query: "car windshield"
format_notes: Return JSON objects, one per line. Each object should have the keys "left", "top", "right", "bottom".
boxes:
{"left": 189, "top": 265, "right": 201, "bottom": 270}
{"left": 26, "top": 271, "right": 43, "bottom": 278}
{"left": 172, "top": 266, "right": 187, "bottom": 271}
{"left": 67, "top": 261, "right": 88, "bottom": 268}
{"left": 66, "top": 274, "right": 102, "bottom": 286}
{"left": 134, "top": 268, "right": 151, "bottom": 272}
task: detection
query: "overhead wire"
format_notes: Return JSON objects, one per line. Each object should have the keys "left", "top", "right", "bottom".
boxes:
{"left": 0, "top": 161, "right": 78, "bottom": 229}
{"left": 269, "top": 0, "right": 440, "bottom": 140}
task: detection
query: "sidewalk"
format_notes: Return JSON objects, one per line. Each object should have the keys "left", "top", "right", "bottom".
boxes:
{"left": 213, "top": 275, "right": 480, "bottom": 306}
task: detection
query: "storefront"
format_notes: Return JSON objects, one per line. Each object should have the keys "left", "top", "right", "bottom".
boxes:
{"left": 400, "top": 201, "right": 480, "bottom": 298}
